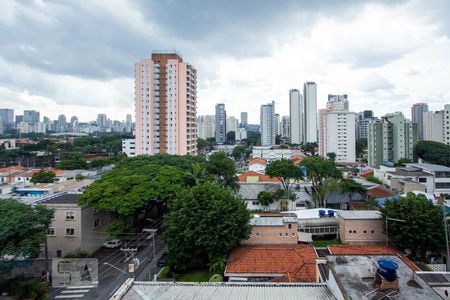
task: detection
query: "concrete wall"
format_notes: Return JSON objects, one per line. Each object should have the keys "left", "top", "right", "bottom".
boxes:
{"left": 243, "top": 223, "right": 298, "bottom": 245}
{"left": 337, "top": 217, "right": 385, "bottom": 244}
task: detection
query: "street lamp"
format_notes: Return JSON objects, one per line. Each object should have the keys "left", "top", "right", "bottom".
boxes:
{"left": 103, "top": 262, "right": 128, "bottom": 276}
{"left": 385, "top": 216, "right": 407, "bottom": 246}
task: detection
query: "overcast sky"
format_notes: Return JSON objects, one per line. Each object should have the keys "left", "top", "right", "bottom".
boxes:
{"left": 1, "top": 0, "right": 450, "bottom": 123}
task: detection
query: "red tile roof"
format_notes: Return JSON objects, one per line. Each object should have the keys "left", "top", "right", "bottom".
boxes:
{"left": 328, "top": 245, "right": 419, "bottom": 271}
{"left": 359, "top": 169, "right": 374, "bottom": 177}
{"left": 0, "top": 166, "right": 26, "bottom": 173}
{"left": 248, "top": 158, "right": 267, "bottom": 166}
{"left": 238, "top": 171, "right": 281, "bottom": 183}
{"left": 367, "top": 186, "right": 396, "bottom": 199}
{"left": 225, "top": 245, "right": 318, "bottom": 282}
{"left": 290, "top": 156, "right": 304, "bottom": 166}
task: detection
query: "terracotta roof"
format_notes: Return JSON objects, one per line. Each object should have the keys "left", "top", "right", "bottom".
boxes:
{"left": 0, "top": 166, "right": 27, "bottom": 173}
{"left": 358, "top": 169, "right": 374, "bottom": 177}
{"left": 328, "top": 245, "right": 419, "bottom": 271}
{"left": 367, "top": 186, "right": 396, "bottom": 199}
{"left": 290, "top": 156, "right": 304, "bottom": 166}
{"left": 248, "top": 158, "right": 267, "bottom": 166}
{"left": 225, "top": 245, "right": 318, "bottom": 282}
{"left": 238, "top": 171, "right": 281, "bottom": 183}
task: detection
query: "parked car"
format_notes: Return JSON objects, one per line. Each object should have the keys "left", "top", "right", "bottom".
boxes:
{"left": 102, "top": 239, "right": 122, "bottom": 249}
{"left": 157, "top": 253, "right": 167, "bottom": 267}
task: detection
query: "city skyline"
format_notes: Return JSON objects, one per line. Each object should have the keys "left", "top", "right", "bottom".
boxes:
{"left": 1, "top": 1, "right": 450, "bottom": 123}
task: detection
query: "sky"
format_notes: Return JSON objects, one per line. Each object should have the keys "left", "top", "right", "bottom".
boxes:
{"left": 1, "top": 0, "right": 450, "bottom": 124}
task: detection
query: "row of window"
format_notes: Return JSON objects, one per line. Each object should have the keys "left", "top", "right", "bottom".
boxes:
{"left": 47, "top": 227, "right": 75, "bottom": 236}
{"left": 348, "top": 230, "right": 375, "bottom": 234}
{"left": 250, "top": 232, "right": 296, "bottom": 238}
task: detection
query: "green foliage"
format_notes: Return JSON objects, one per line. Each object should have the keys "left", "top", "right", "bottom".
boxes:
{"left": 197, "top": 138, "right": 208, "bottom": 151}
{"left": 278, "top": 144, "right": 288, "bottom": 149}
{"left": 303, "top": 142, "right": 318, "bottom": 156}
{"left": 232, "top": 145, "right": 245, "bottom": 161}
{"left": 89, "top": 156, "right": 122, "bottom": 168}
{"left": 206, "top": 152, "right": 238, "bottom": 190}
{"left": 312, "top": 238, "right": 342, "bottom": 247}
{"left": 266, "top": 159, "right": 301, "bottom": 191}
{"left": 394, "top": 157, "right": 412, "bottom": 167}
{"left": 415, "top": 140, "right": 450, "bottom": 167}
{"left": 356, "top": 138, "right": 367, "bottom": 158}
{"left": 327, "top": 152, "right": 336, "bottom": 162}
{"left": 176, "top": 270, "right": 212, "bottom": 282}
{"left": 365, "top": 175, "right": 382, "bottom": 184}
{"left": 0, "top": 200, "right": 54, "bottom": 258}
{"left": 208, "top": 256, "right": 227, "bottom": 274}
{"left": 308, "top": 178, "right": 341, "bottom": 208}
{"left": 380, "top": 193, "right": 445, "bottom": 259}
{"left": 243, "top": 131, "right": 261, "bottom": 146}
{"left": 75, "top": 174, "right": 88, "bottom": 181}
{"left": 359, "top": 198, "right": 380, "bottom": 210}
{"left": 209, "top": 274, "right": 224, "bottom": 282}
{"left": 341, "top": 179, "right": 367, "bottom": 201}
{"left": 157, "top": 266, "right": 171, "bottom": 280}
{"left": 30, "top": 170, "right": 55, "bottom": 184}
{"left": 3, "top": 278, "right": 48, "bottom": 300}
{"left": 226, "top": 131, "right": 235, "bottom": 144}
{"left": 56, "top": 152, "right": 87, "bottom": 169}
{"left": 65, "top": 250, "right": 89, "bottom": 258}
{"left": 164, "top": 183, "right": 251, "bottom": 273}
{"left": 257, "top": 191, "right": 275, "bottom": 208}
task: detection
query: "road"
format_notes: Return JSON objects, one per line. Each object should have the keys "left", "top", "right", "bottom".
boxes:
{"left": 48, "top": 232, "right": 165, "bottom": 299}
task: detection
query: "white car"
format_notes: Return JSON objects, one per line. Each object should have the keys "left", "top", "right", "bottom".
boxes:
{"left": 102, "top": 239, "right": 122, "bottom": 249}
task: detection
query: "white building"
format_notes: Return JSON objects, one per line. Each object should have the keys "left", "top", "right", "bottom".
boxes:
{"left": 281, "top": 116, "right": 290, "bottom": 138}
{"left": 443, "top": 104, "right": 450, "bottom": 145}
{"left": 304, "top": 82, "right": 318, "bottom": 143}
{"left": 197, "top": 115, "right": 215, "bottom": 140}
{"left": 122, "top": 138, "right": 136, "bottom": 157}
{"left": 226, "top": 116, "right": 239, "bottom": 134}
{"left": 235, "top": 128, "right": 247, "bottom": 141}
{"left": 289, "top": 89, "right": 304, "bottom": 144}
{"left": 34, "top": 122, "right": 47, "bottom": 134}
{"left": 260, "top": 101, "right": 276, "bottom": 147}
{"left": 252, "top": 146, "right": 303, "bottom": 162}
{"left": 423, "top": 111, "right": 444, "bottom": 143}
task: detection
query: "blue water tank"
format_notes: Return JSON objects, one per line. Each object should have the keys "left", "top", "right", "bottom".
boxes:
{"left": 327, "top": 210, "right": 335, "bottom": 217}
{"left": 377, "top": 259, "right": 398, "bottom": 282}
{"left": 319, "top": 210, "right": 326, "bottom": 217}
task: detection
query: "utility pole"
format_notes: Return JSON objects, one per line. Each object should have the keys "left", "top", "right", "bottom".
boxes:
{"left": 121, "top": 248, "right": 137, "bottom": 279}
{"left": 143, "top": 229, "right": 157, "bottom": 261}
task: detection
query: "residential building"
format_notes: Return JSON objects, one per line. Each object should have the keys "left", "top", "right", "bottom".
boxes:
{"left": 96, "top": 113, "right": 107, "bottom": 128}
{"left": 17, "top": 121, "right": 31, "bottom": 134}
{"left": 0, "top": 108, "right": 14, "bottom": 128}
{"left": 197, "top": 115, "right": 215, "bottom": 140}
{"left": 304, "top": 82, "right": 318, "bottom": 143}
{"left": 423, "top": 110, "right": 444, "bottom": 142}
{"left": 134, "top": 51, "right": 197, "bottom": 155}
{"left": 356, "top": 110, "right": 376, "bottom": 139}
{"left": 281, "top": 116, "right": 290, "bottom": 138}
{"left": 326, "top": 94, "right": 349, "bottom": 111}
{"left": 251, "top": 146, "right": 303, "bottom": 162}
{"left": 215, "top": 103, "right": 227, "bottom": 144}
{"left": 444, "top": 104, "right": 450, "bottom": 145}
{"left": 34, "top": 122, "right": 46, "bottom": 134}
{"left": 274, "top": 113, "right": 281, "bottom": 137}
{"left": 41, "top": 193, "right": 112, "bottom": 258}
{"left": 289, "top": 89, "right": 304, "bottom": 144}
{"left": 235, "top": 128, "right": 247, "bottom": 141}
{"left": 0, "top": 139, "right": 17, "bottom": 150}
{"left": 15, "top": 115, "right": 23, "bottom": 125}
{"left": 226, "top": 116, "right": 238, "bottom": 134}
{"left": 243, "top": 214, "right": 299, "bottom": 245}
{"left": 411, "top": 102, "right": 428, "bottom": 141}
{"left": 23, "top": 110, "right": 40, "bottom": 125}
{"left": 240, "top": 112, "right": 248, "bottom": 128}
{"left": 122, "top": 138, "right": 136, "bottom": 157}
{"left": 57, "top": 114, "right": 67, "bottom": 132}
{"left": 247, "top": 157, "right": 267, "bottom": 173}
{"left": 260, "top": 101, "right": 276, "bottom": 147}
{"left": 335, "top": 210, "right": 385, "bottom": 244}
{"left": 368, "top": 112, "right": 417, "bottom": 167}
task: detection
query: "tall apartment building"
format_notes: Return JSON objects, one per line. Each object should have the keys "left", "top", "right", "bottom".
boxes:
{"left": 356, "top": 110, "right": 376, "bottom": 139}
{"left": 135, "top": 51, "right": 197, "bottom": 155}
{"left": 23, "top": 110, "right": 40, "bottom": 125}
{"left": 281, "top": 116, "right": 290, "bottom": 138}
{"left": 304, "top": 82, "right": 318, "bottom": 143}
{"left": 58, "top": 114, "right": 67, "bottom": 132}
{"left": 215, "top": 103, "right": 227, "bottom": 144}
{"left": 411, "top": 102, "right": 428, "bottom": 141}
{"left": 319, "top": 95, "right": 356, "bottom": 163}
{"left": 368, "top": 112, "right": 417, "bottom": 167}
{"left": 260, "top": 101, "right": 276, "bottom": 147}
{"left": 97, "top": 114, "right": 108, "bottom": 128}
{"left": 444, "top": 105, "right": 450, "bottom": 145}
{"left": 0, "top": 109, "right": 14, "bottom": 127}
{"left": 197, "top": 115, "right": 215, "bottom": 140}
{"left": 226, "top": 116, "right": 239, "bottom": 134}
{"left": 275, "top": 114, "right": 281, "bottom": 136}
{"left": 289, "top": 89, "right": 304, "bottom": 144}
{"left": 240, "top": 112, "right": 248, "bottom": 128}
{"left": 423, "top": 111, "right": 444, "bottom": 143}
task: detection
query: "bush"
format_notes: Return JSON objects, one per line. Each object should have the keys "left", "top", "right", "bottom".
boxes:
{"left": 365, "top": 175, "right": 382, "bottom": 185}
{"left": 209, "top": 274, "right": 224, "bottom": 282}
{"left": 312, "top": 238, "right": 342, "bottom": 248}
{"left": 65, "top": 250, "right": 89, "bottom": 258}
{"left": 157, "top": 266, "right": 171, "bottom": 280}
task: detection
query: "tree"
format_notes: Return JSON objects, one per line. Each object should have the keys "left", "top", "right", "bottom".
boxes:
{"left": 266, "top": 159, "right": 301, "bottom": 191}
{"left": 226, "top": 131, "right": 235, "bottom": 144}
{"left": 232, "top": 146, "right": 245, "bottom": 161}
{"left": 0, "top": 200, "right": 54, "bottom": 258}
{"left": 275, "top": 135, "right": 281, "bottom": 145}
{"left": 303, "top": 142, "right": 318, "bottom": 156}
{"left": 30, "top": 170, "right": 56, "bottom": 184}
{"left": 394, "top": 157, "right": 411, "bottom": 167}
{"left": 341, "top": 179, "right": 367, "bottom": 202}
{"left": 56, "top": 153, "right": 87, "bottom": 169}
{"left": 415, "top": 140, "right": 450, "bottom": 167}
{"left": 308, "top": 178, "right": 341, "bottom": 208}
{"left": 257, "top": 191, "right": 275, "bottom": 209}
{"left": 164, "top": 183, "right": 251, "bottom": 272}
{"left": 197, "top": 138, "right": 208, "bottom": 152}
{"left": 365, "top": 175, "right": 382, "bottom": 185}
{"left": 206, "top": 152, "right": 238, "bottom": 191}
{"left": 380, "top": 193, "right": 445, "bottom": 259}
{"left": 327, "top": 152, "right": 336, "bottom": 162}
{"left": 299, "top": 156, "right": 342, "bottom": 207}
{"left": 356, "top": 138, "right": 367, "bottom": 158}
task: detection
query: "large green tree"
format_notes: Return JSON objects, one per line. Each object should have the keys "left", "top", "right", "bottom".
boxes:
{"left": 266, "top": 159, "right": 301, "bottom": 191}
{"left": 0, "top": 200, "right": 54, "bottom": 258}
{"left": 30, "top": 170, "right": 56, "bottom": 184}
{"left": 257, "top": 191, "right": 275, "bottom": 209}
{"left": 206, "top": 152, "right": 238, "bottom": 191}
{"left": 414, "top": 140, "right": 450, "bottom": 166}
{"left": 341, "top": 179, "right": 367, "bottom": 202}
{"left": 380, "top": 193, "right": 445, "bottom": 259}
{"left": 356, "top": 138, "right": 367, "bottom": 158}
{"left": 56, "top": 152, "right": 87, "bottom": 169}
{"left": 164, "top": 183, "right": 251, "bottom": 272}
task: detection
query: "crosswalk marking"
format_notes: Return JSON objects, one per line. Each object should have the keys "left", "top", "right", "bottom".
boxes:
{"left": 61, "top": 290, "right": 89, "bottom": 293}
{"left": 66, "top": 285, "right": 95, "bottom": 289}
{"left": 55, "top": 295, "right": 84, "bottom": 299}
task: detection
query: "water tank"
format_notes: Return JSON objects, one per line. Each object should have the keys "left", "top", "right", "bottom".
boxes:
{"left": 377, "top": 258, "right": 398, "bottom": 282}
{"left": 319, "top": 210, "right": 326, "bottom": 217}
{"left": 327, "top": 210, "right": 335, "bottom": 217}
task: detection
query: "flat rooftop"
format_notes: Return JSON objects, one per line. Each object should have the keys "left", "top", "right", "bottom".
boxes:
{"left": 327, "top": 255, "right": 440, "bottom": 299}
{"left": 41, "top": 193, "right": 81, "bottom": 204}
{"left": 250, "top": 216, "right": 297, "bottom": 226}
{"left": 335, "top": 210, "right": 381, "bottom": 220}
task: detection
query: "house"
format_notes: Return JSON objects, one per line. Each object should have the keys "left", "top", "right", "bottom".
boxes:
{"left": 243, "top": 214, "right": 298, "bottom": 245}
{"left": 251, "top": 146, "right": 303, "bottom": 163}
{"left": 0, "top": 166, "right": 27, "bottom": 184}
{"left": 238, "top": 171, "right": 280, "bottom": 183}
{"left": 224, "top": 244, "right": 318, "bottom": 282}
{"left": 287, "top": 209, "right": 339, "bottom": 242}
{"left": 40, "top": 193, "right": 112, "bottom": 258}
{"left": 335, "top": 210, "right": 385, "bottom": 245}
{"left": 0, "top": 139, "right": 17, "bottom": 150}
{"left": 247, "top": 158, "right": 267, "bottom": 173}
{"left": 406, "top": 163, "right": 450, "bottom": 194}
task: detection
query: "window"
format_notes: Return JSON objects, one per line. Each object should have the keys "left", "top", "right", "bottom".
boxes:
{"left": 288, "top": 224, "right": 292, "bottom": 229}
{"left": 419, "top": 177, "right": 427, "bottom": 183}
{"left": 353, "top": 230, "right": 357, "bottom": 233}
{"left": 93, "top": 218, "right": 101, "bottom": 228}
{"left": 279, "top": 233, "right": 283, "bottom": 237}
{"left": 349, "top": 230, "right": 352, "bottom": 234}
{"left": 65, "top": 228, "right": 75, "bottom": 236}
{"left": 436, "top": 182, "right": 450, "bottom": 189}
{"left": 255, "top": 233, "right": 260, "bottom": 237}
{"left": 371, "top": 230, "right": 375, "bottom": 234}
{"left": 285, "top": 233, "right": 289, "bottom": 237}
{"left": 47, "top": 228, "right": 55, "bottom": 236}
{"left": 65, "top": 211, "right": 75, "bottom": 221}
{"left": 363, "top": 230, "right": 367, "bottom": 233}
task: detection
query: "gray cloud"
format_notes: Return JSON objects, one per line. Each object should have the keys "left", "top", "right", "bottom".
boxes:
{"left": 358, "top": 74, "right": 395, "bottom": 92}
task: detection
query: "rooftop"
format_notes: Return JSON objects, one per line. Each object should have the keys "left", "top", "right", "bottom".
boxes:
{"left": 237, "top": 171, "right": 281, "bottom": 183}
{"left": 41, "top": 193, "right": 82, "bottom": 204}
{"left": 407, "top": 163, "right": 450, "bottom": 172}
{"left": 335, "top": 210, "right": 381, "bottom": 220}
{"left": 367, "top": 185, "right": 396, "bottom": 199}
{"left": 389, "top": 167, "right": 431, "bottom": 177}
{"left": 250, "top": 216, "right": 298, "bottom": 226}
{"left": 238, "top": 182, "right": 280, "bottom": 200}
{"left": 248, "top": 158, "right": 267, "bottom": 166}
{"left": 225, "top": 245, "right": 318, "bottom": 282}
{"left": 327, "top": 255, "right": 440, "bottom": 299}
{"left": 119, "top": 281, "right": 336, "bottom": 300}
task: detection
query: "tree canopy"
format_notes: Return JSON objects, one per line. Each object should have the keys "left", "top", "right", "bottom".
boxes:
{"left": 341, "top": 179, "right": 367, "bottom": 201}
{"left": 414, "top": 140, "right": 450, "bottom": 167}
{"left": 257, "top": 191, "right": 275, "bottom": 208}
{"left": 30, "top": 170, "right": 56, "bottom": 184}
{"left": 0, "top": 200, "right": 54, "bottom": 258}
{"left": 356, "top": 138, "right": 367, "bottom": 158}
{"left": 164, "top": 183, "right": 251, "bottom": 272}
{"left": 56, "top": 152, "right": 87, "bottom": 170}
{"left": 380, "top": 193, "right": 445, "bottom": 259}
{"left": 206, "top": 152, "right": 238, "bottom": 191}
{"left": 266, "top": 159, "right": 301, "bottom": 191}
